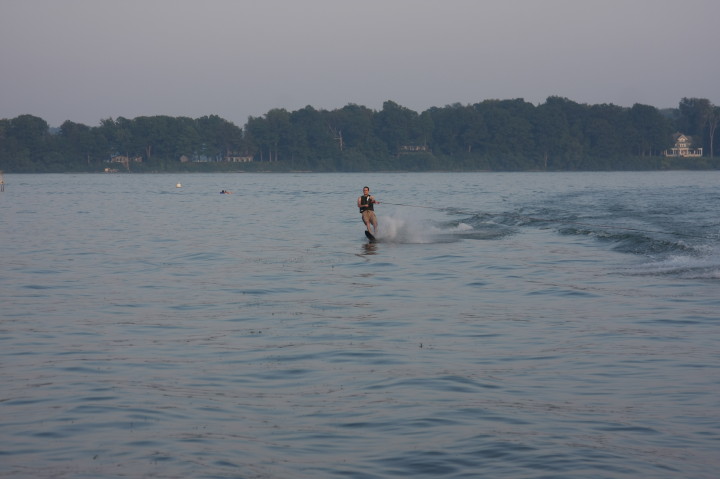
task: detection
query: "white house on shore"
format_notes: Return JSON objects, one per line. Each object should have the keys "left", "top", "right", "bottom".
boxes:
{"left": 664, "top": 133, "right": 703, "bottom": 158}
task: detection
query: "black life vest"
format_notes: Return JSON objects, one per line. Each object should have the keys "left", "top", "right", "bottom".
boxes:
{"left": 359, "top": 195, "right": 374, "bottom": 213}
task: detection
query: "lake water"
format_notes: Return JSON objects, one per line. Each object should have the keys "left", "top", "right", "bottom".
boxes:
{"left": 1, "top": 171, "right": 719, "bottom": 478}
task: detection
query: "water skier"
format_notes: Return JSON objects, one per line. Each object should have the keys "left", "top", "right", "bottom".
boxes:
{"left": 358, "top": 186, "right": 379, "bottom": 238}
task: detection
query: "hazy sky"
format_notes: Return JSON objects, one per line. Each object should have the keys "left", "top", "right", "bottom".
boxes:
{"left": 2, "top": 0, "right": 718, "bottom": 127}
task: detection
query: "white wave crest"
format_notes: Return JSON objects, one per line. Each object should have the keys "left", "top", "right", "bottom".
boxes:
{"left": 632, "top": 248, "right": 720, "bottom": 280}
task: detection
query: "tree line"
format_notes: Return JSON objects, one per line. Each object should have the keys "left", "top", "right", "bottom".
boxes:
{"left": 1, "top": 96, "right": 718, "bottom": 173}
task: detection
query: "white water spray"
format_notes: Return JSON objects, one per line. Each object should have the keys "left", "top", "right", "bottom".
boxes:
{"left": 375, "top": 210, "right": 474, "bottom": 244}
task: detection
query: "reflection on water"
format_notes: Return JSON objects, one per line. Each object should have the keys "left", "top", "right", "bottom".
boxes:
{"left": 361, "top": 241, "right": 378, "bottom": 255}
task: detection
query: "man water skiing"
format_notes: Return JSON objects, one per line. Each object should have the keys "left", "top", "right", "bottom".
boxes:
{"left": 358, "top": 186, "right": 379, "bottom": 239}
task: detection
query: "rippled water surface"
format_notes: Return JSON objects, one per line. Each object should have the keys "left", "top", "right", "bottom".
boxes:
{"left": 1, "top": 172, "right": 719, "bottom": 478}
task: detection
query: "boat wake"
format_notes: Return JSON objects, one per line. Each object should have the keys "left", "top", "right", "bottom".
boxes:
{"left": 374, "top": 205, "right": 720, "bottom": 280}
{"left": 627, "top": 244, "right": 720, "bottom": 280}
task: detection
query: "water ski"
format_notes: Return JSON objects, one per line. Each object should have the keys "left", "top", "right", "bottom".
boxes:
{"left": 365, "top": 230, "right": 376, "bottom": 242}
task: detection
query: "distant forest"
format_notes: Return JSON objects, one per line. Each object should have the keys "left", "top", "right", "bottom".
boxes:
{"left": 1, "top": 96, "right": 718, "bottom": 173}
